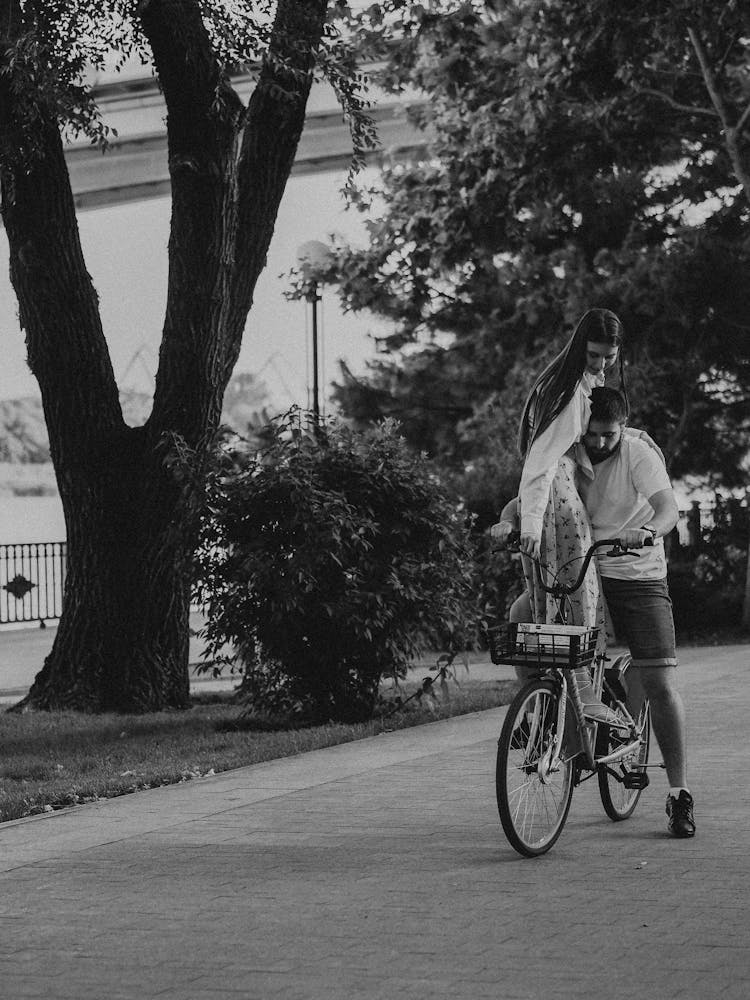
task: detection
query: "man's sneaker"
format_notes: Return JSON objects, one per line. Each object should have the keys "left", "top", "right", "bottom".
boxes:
{"left": 666, "top": 790, "right": 696, "bottom": 838}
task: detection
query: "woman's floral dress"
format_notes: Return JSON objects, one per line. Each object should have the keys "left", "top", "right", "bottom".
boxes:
{"left": 521, "top": 453, "right": 608, "bottom": 658}
{"left": 518, "top": 371, "right": 609, "bottom": 658}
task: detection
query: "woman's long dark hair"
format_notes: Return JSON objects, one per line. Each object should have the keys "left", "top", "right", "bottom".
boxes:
{"left": 518, "top": 308, "right": 627, "bottom": 456}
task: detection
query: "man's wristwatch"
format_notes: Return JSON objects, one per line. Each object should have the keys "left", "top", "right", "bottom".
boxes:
{"left": 641, "top": 525, "right": 657, "bottom": 543}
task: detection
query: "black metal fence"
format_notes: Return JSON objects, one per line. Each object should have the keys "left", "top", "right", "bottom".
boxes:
{"left": 0, "top": 542, "right": 66, "bottom": 625}
{"left": 0, "top": 497, "right": 745, "bottom": 627}
{"left": 674, "top": 496, "right": 748, "bottom": 550}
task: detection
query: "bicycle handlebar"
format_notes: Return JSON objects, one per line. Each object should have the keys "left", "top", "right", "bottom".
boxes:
{"left": 544, "top": 538, "right": 625, "bottom": 595}
{"left": 500, "top": 532, "right": 653, "bottom": 598}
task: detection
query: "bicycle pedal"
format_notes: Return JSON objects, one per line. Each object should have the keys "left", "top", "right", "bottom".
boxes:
{"left": 622, "top": 770, "right": 650, "bottom": 790}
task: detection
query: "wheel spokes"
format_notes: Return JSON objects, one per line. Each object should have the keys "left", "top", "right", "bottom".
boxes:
{"left": 502, "top": 688, "right": 572, "bottom": 848}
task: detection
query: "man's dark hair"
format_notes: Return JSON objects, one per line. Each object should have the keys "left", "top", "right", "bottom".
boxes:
{"left": 589, "top": 386, "right": 629, "bottom": 424}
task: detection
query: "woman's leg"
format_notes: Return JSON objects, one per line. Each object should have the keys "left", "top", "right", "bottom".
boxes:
{"left": 521, "top": 456, "right": 612, "bottom": 717}
{"left": 509, "top": 591, "right": 532, "bottom": 684}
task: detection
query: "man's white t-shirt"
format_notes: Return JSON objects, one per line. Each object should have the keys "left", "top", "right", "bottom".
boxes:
{"left": 574, "top": 436, "right": 673, "bottom": 580}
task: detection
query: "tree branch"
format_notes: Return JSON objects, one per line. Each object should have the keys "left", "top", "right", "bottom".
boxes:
{"left": 665, "top": 386, "right": 695, "bottom": 475}
{"left": 736, "top": 100, "right": 750, "bottom": 137}
{"left": 138, "top": 0, "right": 243, "bottom": 154}
{"left": 716, "top": 29, "right": 739, "bottom": 79}
{"left": 230, "top": 0, "right": 328, "bottom": 319}
{"left": 0, "top": 0, "right": 124, "bottom": 465}
{"left": 139, "top": 0, "right": 246, "bottom": 440}
{"left": 688, "top": 27, "right": 733, "bottom": 127}
{"left": 635, "top": 87, "right": 717, "bottom": 120}
{"left": 143, "top": 1, "right": 327, "bottom": 445}
{"left": 0, "top": 0, "right": 21, "bottom": 37}
{"left": 688, "top": 25, "right": 750, "bottom": 205}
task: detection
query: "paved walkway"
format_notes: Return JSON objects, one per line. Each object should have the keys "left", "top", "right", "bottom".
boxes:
{"left": 1, "top": 643, "right": 749, "bottom": 999}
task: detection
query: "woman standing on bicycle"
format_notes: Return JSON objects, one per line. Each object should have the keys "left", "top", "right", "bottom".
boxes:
{"left": 518, "top": 308, "right": 627, "bottom": 625}
{"left": 493, "top": 308, "right": 630, "bottom": 718}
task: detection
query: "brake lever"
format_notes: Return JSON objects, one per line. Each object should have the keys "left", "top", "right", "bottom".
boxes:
{"left": 491, "top": 529, "right": 521, "bottom": 554}
{"left": 606, "top": 542, "right": 639, "bottom": 558}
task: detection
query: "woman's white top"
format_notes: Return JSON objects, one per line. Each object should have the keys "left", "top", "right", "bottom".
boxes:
{"left": 519, "top": 370, "right": 605, "bottom": 538}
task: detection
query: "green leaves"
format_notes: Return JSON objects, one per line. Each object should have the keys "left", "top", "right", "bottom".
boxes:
{"left": 0, "top": 1, "right": 380, "bottom": 175}
{"left": 321, "top": 0, "right": 750, "bottom": 507}
{"left": 193, "top": 411, "right": 481, "bottom": 723}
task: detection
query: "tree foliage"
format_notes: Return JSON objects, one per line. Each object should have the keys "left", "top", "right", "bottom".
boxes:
{"left": 322, "top": 0, "right": 750, "bottom": 517}
{"left": 192, "top": 413, "right": 480, "bottom": 722}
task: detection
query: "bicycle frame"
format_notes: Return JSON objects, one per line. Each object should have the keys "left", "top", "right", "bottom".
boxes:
{"left": 516, "top": 536, "right": 650, "bottom": 772}
{"left": 542, "top": 664, "right": 646, "bottom": 774}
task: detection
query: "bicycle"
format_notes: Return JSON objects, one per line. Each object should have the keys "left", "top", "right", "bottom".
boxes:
{"left": 488, "top": 536, "right": 659, "bottom": 857}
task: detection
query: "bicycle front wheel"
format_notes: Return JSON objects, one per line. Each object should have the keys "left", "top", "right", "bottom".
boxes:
{"left": 597, "top": 701, "right": 651, "bottom": 821}
{"left": 496, "top": 679, "right": 575, "bottom": 857}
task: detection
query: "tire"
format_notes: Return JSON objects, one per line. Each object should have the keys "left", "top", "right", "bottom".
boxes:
{"left": 597, "top": 701, "right": 651, "bottom": 821}
{"left": 496, "top": 679, "right": 575, "bottom": 857}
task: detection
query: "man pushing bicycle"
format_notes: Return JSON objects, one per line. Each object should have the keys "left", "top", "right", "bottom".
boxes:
{"left": 575, "top": 386, "right": 695, "bottom": 838}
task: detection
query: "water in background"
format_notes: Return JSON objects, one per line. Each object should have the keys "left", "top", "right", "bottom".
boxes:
{"left": 0, "top": 495, "right": 65, "bottom": 544}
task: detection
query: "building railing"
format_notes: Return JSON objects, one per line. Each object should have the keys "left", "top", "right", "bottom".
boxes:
{"left": 0, "top": 542, "right": 66, "bottom": 626}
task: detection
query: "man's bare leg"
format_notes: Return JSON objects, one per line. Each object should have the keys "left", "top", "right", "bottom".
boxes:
{"left": 629, "top": 666, "right": 687, "bottom": 788}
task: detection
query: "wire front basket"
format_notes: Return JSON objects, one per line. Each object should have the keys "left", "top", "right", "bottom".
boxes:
{"left": 487, "top": 622, "right": 599, "bottom": 671}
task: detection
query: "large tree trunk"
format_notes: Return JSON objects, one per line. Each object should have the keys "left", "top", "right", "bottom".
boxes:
{"left": 1, "top": 0, "right": 328, "bottom": 712}
{"left": 24, "top": 440, "right": 193, "bottom": 712}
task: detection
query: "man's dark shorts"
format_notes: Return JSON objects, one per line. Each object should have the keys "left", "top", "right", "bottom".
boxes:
{"left": 601, "top": 576, "right": 677, "bottom": 668}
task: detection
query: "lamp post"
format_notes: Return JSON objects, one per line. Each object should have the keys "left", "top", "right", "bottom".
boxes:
{"left": 296, "top": 240, "right": 333, "bottom": 423}
{"left": 308, "top": 278, "right": 322, "bottom": 423}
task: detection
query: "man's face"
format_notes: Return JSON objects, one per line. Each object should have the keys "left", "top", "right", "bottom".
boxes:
{"left": 583, "top": 419, "right": 624, "bottom": 464}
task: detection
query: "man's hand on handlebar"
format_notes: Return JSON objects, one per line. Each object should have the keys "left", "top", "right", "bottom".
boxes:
{"left": 618, "top": 528, "right": 654, "bottom": 550}
{"left": 489, "top": 520, "right": 517, "bottom": 545}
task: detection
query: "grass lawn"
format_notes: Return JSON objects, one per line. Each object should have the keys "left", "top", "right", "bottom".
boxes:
{"left": 0, "top": 673, "right": 517, "bottom": 825}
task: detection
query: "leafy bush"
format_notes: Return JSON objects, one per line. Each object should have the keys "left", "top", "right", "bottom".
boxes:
{"left": 474, "top": 544, "right": 526, "bottom": 626}
{"left": 668, "top": 495, "right": 748, "bottom": 635}
{"left": 193, "top": 412, "right": 481, "bottom": 722}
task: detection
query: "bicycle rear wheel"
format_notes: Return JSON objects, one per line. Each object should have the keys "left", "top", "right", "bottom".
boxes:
{"left": 496, "top": 679, "right": 575, "bottom": 857}
{"left": 597, "top": 701, "right": 651, "bottom": 821}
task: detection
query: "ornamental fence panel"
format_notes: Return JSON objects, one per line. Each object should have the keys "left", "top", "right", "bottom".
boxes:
{"left": 0, "top": 542, "right": 67, "bottom": 626}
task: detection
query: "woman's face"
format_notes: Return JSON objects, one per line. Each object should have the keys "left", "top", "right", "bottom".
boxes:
{"left": 585, "top": 341, "right": 619, "bottom": 376}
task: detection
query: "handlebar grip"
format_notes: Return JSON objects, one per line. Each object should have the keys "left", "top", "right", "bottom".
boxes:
{"left": 609, "top": 534, "right": 654, "bottom": 553}
{"left": 491, "top": 533, "right": 520, "bottom": 555}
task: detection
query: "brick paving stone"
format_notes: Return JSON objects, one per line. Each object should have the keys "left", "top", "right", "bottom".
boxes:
{"left": 0, "top": 644, "right": 749, "bottom": 999}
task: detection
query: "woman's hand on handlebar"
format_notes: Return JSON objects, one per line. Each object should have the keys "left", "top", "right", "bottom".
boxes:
{"left": 519, "top": 532, "right": 541, "bottom": 560}
{"left": 488, "top": 519, "right": 541, "bottom": 558}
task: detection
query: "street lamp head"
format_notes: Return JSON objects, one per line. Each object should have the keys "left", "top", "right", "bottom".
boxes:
{"left": 296, "top": 240, "right": 333, "bottom": 282}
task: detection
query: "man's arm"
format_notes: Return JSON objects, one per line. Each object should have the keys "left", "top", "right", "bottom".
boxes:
{"left": 619, "top": 489, "right": 679, "bottom": 549}
{"left": 645, "top": 489, "right": 680, "bottom": 537}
